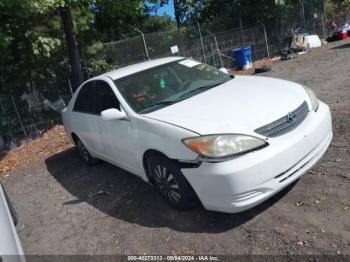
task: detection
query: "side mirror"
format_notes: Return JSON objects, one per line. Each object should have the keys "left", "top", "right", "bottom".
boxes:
{"left": 101, "top": 108, "right": 128, "bottom": 121}
{"left": 219, "top": 67, "right": 230, "bottom": 75}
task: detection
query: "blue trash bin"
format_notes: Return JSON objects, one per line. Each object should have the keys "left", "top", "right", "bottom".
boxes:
{"left": 232, "top": 46, "right": 252, "bottom": 69}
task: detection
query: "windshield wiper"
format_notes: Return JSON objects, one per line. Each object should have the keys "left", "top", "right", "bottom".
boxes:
{"left": 178, "top": 81, "right": 227, "bottom": 100}
{"left": 139, "top": 100, "right": 180, "bottom": 114}
{"left": 153, "top": 100, "right": 177, "bottom": 106}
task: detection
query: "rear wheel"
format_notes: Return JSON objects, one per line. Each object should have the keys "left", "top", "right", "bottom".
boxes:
{"left": 75, "top": 138, "right": 99, "bottom": 166}
{"left": 148, "top": 154, "right": 199, "bottom": 210}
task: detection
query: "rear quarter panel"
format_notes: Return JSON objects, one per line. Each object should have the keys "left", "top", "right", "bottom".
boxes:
{"left": 61, "top": 107, "right": 74, "bottom": 143}
{"left": 61, "top": 87, "right": 81, "bottom": 144}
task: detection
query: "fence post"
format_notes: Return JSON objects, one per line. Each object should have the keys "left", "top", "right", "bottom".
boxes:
{"left": 10, "top": 95, "right": 27, "bottom": 138}
{"left": 322, "top": 0, "right": 328, "bottom": 37}
{"left": 239, "top": 17, "right": 245, "bottom": 44}
{"left": 261, "top": 22, "right": 270, "bottom": 58}
{"left": 321, "top": 14, "right": 327, "bottom": 38}
{"left": 80, "top": 49, "right": 91, "bottom": 79}
{"left": 141, "top": 32, "right": 149, "bottom": 60}
{"left": 67, "top": 78, "right": 74, "bottom": 96}
{"left": 210, "top": 43, "right": 217, "bottom": 68}
{"left": 252, "top": 32, "right": 257, "bottom": 58}
{"left": 134, "top": 28, "right": 149, "bottom": 60}
{"left": 213, "top": 34, "right": 224, "bottom": 68}
{"left": 301, "top": 0, "right": 306, "bottom": 29}
{"left": 197, "top": 22, "right": 207, "bottom": 64}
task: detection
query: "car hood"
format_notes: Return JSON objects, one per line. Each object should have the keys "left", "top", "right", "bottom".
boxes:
{"left": 144, "top": 75, "right": 309, "bottom": 136}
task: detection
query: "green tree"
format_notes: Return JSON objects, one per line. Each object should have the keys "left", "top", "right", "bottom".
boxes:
{"left": 0, "top": 0, "right": 90, "bottom": 92}
{"left": 30, "top": 0, "right": 92, "bottom": 90}
{"left": 174, "top": 0, "right": 203, "bottom": 26}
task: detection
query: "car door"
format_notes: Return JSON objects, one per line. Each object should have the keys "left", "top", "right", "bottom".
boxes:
{"left": 94, "top": 80, "right": 139, "bottom": 172}
{"left": 71, "top": 81, "right": 101, "bottom": 156}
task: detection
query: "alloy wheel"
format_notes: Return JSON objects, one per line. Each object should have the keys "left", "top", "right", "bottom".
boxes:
{"left": 153, "top": 164, "right": 181, "bottom": 204}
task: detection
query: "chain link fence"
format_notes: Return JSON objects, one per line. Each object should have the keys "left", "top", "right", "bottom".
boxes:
{"left": 82, "top": 22, "right": 272, "bottom": 75}
{"left": 83, "top": 11, "right": 348, "bottom": 76}
{"left": 0, "top": 79, "right": 72, "bottom": 150}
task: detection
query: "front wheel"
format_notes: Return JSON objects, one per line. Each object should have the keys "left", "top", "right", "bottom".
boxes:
{"left": 148, "top": 154, "right": 199, "bottom": 210}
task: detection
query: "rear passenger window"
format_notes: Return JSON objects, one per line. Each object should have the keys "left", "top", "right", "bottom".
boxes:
{"left": 95, "top": 81, "right": 120, "bottom": 114}
{"left": 73, "top": 82, "right": 95, "bottom": 114}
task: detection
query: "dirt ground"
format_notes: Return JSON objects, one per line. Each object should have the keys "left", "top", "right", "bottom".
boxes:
{"left": 1, "top": 39, "right": 350, "bottom": 256}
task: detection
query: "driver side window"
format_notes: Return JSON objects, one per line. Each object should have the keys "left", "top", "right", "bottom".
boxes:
{"left": 95, "top": 81, "right": 120, "bottom": 114}
{"left": 73, "top": 82, "right": 95, "bottom": 114}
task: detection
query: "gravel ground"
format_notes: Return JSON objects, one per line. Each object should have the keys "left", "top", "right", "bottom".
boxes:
{"left": 2, "top": 39, "right": 350, "bottom": 256}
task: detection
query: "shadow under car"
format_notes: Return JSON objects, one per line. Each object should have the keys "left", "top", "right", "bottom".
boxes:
{"left": 45, "top": 147, "right": 297, "bottom": 233}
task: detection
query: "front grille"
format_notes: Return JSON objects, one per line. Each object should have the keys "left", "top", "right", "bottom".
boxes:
{"left": 255, "top": 101, "right": 309, "bottom": 138}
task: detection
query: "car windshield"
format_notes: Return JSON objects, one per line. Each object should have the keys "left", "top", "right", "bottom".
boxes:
{"left": 114, "top": 59, "right": 232, "bottom": 113}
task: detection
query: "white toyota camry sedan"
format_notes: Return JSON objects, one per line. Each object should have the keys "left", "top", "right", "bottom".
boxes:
{"left": 62, "top": 57, "right": 332, "bottom": 213}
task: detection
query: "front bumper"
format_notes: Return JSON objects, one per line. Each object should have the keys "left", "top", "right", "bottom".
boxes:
{"left": 181, "top": 101, "right": 333, "bottom": 213}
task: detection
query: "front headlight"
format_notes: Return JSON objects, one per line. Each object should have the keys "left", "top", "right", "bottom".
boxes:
{"left": 182, "top": 134, "right": 268, "bottom": 159}
{"left": 303, "top": 85, "right": 319, "bottom": 111}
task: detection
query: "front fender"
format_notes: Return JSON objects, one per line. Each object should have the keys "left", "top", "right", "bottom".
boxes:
{"left": 133, "top": 115, "right": 200, "bottom": 172}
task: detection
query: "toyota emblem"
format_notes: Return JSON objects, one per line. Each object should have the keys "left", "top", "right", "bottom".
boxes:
{"left": 286, "top": 112, "right": 296, "bottom": 123}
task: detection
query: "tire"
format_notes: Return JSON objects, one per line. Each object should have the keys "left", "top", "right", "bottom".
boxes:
{"left": 75, "top": 138, "right": 99, "bottom": 166}
{"left": 254, "top": 65, "right": 272, "bottom": 74}
{"left": 147, "top": 154, "right": 199, "bottom": 210}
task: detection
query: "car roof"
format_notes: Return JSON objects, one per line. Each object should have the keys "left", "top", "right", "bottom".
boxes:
{"left": 101, "top": 56, "right": 185, "bottom": 80}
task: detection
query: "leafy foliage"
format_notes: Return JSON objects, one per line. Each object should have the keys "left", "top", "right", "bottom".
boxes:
{"left": 0, "top": 0, "right": 175, "bottom": 96}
